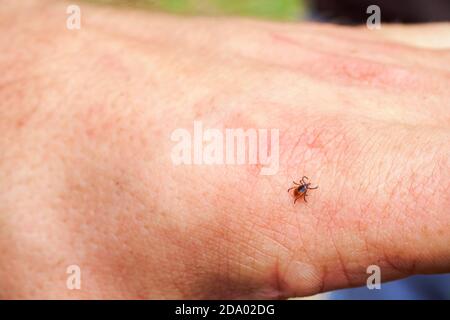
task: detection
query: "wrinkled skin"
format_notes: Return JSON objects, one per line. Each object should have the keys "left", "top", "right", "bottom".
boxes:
{"left": 0, "top": 0, "right": 449, "bottom": 299}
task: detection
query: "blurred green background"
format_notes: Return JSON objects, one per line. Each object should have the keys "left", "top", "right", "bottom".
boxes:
{"left": 87, "top": 0, "right": 306, "bottom": 20}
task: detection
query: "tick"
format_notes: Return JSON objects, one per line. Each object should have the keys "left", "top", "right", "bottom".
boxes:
{"left": 288, "top": 176, "right": 318, "bottom": 204}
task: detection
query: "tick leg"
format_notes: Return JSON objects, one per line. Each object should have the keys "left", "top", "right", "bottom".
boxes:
{"left": 293, "top": 181, "right": 300, "bottom": 185}
{"left": 294, "top": 196, "right": 299, "bottom": 204}
{"left": 304, "top": 194, "right": 308, "bottom": 203}
{"left": 301, "top": 176, "right": 309, "bottom": 184}
{"left": 287, "top": 187, "right": 296, "bottom": 192}
{"left": 309, "top": 185, "right": 318, "bottom": 190}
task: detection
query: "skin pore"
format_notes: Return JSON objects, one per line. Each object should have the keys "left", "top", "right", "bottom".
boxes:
{"left": 0, "top": 0, "right": 449, "bottom": 299}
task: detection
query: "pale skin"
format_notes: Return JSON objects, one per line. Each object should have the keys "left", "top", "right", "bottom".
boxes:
{"left": 0, "top": 0, "right": 449, "bottom": 299}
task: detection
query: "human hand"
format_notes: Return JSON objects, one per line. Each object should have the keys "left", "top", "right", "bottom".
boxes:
{"left": 0, "top": 0, "right": 449, "bottom": 299}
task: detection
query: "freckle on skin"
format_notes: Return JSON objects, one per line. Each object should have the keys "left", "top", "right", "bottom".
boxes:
{"left": 16, "top": 119, "right": 26, "bottom": 128}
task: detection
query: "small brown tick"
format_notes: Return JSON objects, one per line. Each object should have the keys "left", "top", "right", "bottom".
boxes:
{"left": 288, "top": 176, "right": 318, "bottom": 204}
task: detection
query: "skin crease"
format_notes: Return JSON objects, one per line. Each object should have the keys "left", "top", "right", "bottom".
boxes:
{"left": 0, "top": 0, "right": 450, "bottom": 299}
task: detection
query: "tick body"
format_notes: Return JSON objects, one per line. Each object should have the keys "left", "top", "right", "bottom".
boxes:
{"left": 288, "top": 176, "right": 318, "bottom": 204}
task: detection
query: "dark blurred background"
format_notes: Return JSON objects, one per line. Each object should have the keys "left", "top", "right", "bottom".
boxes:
{"left": 309, "top": 0, "right": 450, "bottom": 24}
